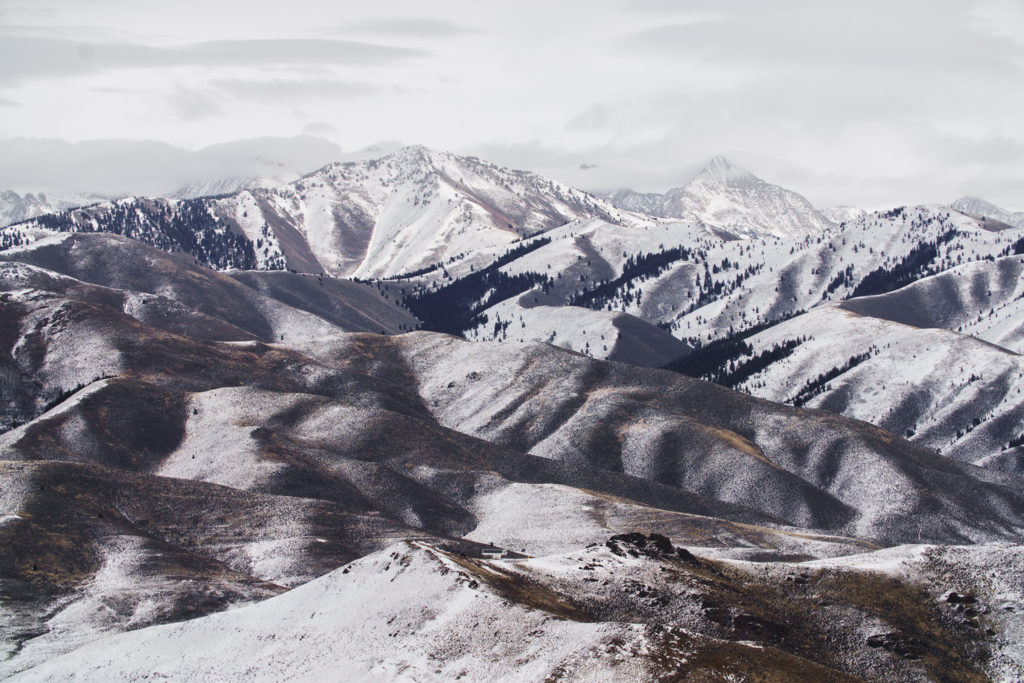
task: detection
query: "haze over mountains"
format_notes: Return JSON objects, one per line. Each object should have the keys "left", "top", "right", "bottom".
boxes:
{"left": 2, "top": 145, "right": 1023, "bottom": 680}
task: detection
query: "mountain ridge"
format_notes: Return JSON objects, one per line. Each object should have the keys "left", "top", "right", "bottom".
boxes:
{"left": 606, "top": 156, "right": 835, "bottom": 238}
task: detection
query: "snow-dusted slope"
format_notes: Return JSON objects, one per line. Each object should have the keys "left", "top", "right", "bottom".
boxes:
{"left": 227, "top": 145, "right": 650, "bottom": 278}
{"left": 390, "top": 332, "right": 1024, "bottom": 545}
{"left": 391, "top": 203, "right": 1024, "bottom": 469}
{"left": 3, "top": 232, "right": 1024, "bottom": 678}
{"left": 399, "top": 204, "right": 1019, "bottom": 358}
{"left": 14, "top": 539, "right": 1023, "bottom": 682}
{"left": 168, "top": 174, "right": 289, "bottom": 200}
{"left": 840, "top": 254, "right": 1024, "bottom": 353}
{"left": 609, "top": 157, "right": 835, "bottom": 238}
{"left": 735, "top": 305, "right": 1024, "bottom": 469}
{"left": 669, "top": 252, "right": 1024, "bottom": 470}
{"left": 952, "top": 197, "right": 1024, "bottom": 229}
{"left": 0, "top": 190, "right": 108, "bottom": 228}
{"left": 0, "top": 233, "right": 415, "bottom": 347}
{"left": 822, "top": 205, "right": 868, "bottom": 224}
{"left": 9, "top": 542, "right": 657, "bottom": 682}
{"left": 2, "top": 146, "right": 651, "bottom": 279}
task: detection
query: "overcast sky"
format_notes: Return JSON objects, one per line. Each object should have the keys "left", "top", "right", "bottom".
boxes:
{"left": 1, "top": 0, "right": 1022, "bottom": 209}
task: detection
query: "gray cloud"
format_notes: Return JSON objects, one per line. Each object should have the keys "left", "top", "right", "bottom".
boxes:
{"left": 0, "top": 35, "right": 427, "bottom": 84}
{"left": 302, "top": 121, "right": 339, "bottom": 138}
{"left": 342, "top": 18, "right": 474, "bottom": 38}
{"left": 210, "top": 78, "right": 387, "bottom": 102}
{"left": 0, "top": 0, "right": 1021, "bottom": 211}
{"left": 619, "top": 4, "right": 1024, "bottom": 78}
{"left": 0, "top": 136, "right": 344, "bottom": 196}
{"left": 166, "top": 86, "right": 225, "bottom": 122}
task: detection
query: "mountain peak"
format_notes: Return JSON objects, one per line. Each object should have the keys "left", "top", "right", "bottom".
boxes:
{"left": 385, "top": 144, "right": 438, "bottom": 164}
{"left": 611, "top": 156, "right": 836, "bottom": 238}
{"left": 695, "top": 156, "right": 755, "bottom": 185}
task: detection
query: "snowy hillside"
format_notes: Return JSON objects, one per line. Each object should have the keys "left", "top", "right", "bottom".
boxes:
{"left": 2, "top": 228, "right": 1024, "bottom": 680}
{"left": 734, "top": 304, "right": 1024, "bottom": 470}
{"left": 368, "top": 196, "right": 1024, "bottom": 470}
{"left": 0, "top": 190, "right": 108, "bottom": 228}
{"left": 222, "top": 145, "right": 650, "bottom": 278}
{"left": 168, "top": 174, "right": 289, "bottom": 200}
{"left": 394, "top": 203, "right": 1020, "bottom": 353}
{"left": 822, "top": 205, "right": 868, "bottom": 224}
{"left": 1, "top": 146, "right": 650, "bottom": 279}
{"left": 952, "top": 196, "right": 1024, "bottom": 229}
{"left": 12, "top": 539, "right": 1024, "bottom": 682}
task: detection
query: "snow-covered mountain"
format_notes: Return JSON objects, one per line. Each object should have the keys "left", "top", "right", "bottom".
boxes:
{"left": 735, "top": 299, "right": 1024, "bottom": 471}
{"left": 608, "top": 157, "right": 835, "bottom": 238}
{"left": 952, "top": 196, "right": 1024, "bottom": 229}
{"left": 822, "top": 204, "right": 868, "bottom": 224}
{"left": 2, "top": 146, "right": 650, "bottom": 279}
{"left": 168, "top": 174, "right": 290, "bottom": 200}
{"left": 402, "top": 203, "right": 1017, "bottom": 348}
{"left": 3, "top": 147, "right": 1024, "bottom": 465}
{"left": 0, "top": 190, "right": 108, "bottom": 228}
{"left": 374, "top": 200, "right": 1024, "bottom": 466}
{"left": 228, "top": 145, "right": 650, "bottom": 278}
{"left": 2, "top": 198, "right": 1024, "bottom": 679}
{"left": 2, "top": 233, "right": 1024, "bottom": 679}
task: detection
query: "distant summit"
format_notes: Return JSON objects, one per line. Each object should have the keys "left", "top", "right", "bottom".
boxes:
{"left": 0, "top": 190, "right": 109, "bottom": 228}
{"left": 952, "top": 196, "right": 1024, "bottom": 229}
{"left": 694, "top": 156, "right": 757, "bottom": 184}
{"left": 607, "top": 157, "right": 834, "bottom": 238}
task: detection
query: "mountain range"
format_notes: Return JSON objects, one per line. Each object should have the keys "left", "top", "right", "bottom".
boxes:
{"left": 1, "top": 146, "right": 1023, "bottom": 680}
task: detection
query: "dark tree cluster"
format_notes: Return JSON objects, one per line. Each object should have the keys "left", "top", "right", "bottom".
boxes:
{"left": 21, "top": 200, "right": 259, "bottom": 271}
{"left": 714, "top": 338, "right": 804, "bottom": 388}
{"left": 684, "top": 263, "right": 762, "bottom": 316}
{"left": 399, "top": 238, "right": 553, "bottom": 335}
{"left": 790, "top": 351, "right": 873, "bottom": 407}
{"left": 664, "top": 309, "right": 807, "bottom": 384}
{"left": 849, "top": 229, "right": 959, "bottom": 298}
{"left": 568, "top": 245, "right": 694, "bottom": 310}
{"left": 663, "top": 335, "right": 804, "bottom": 389}
{"left": 663, "top": 336, "right": 752, "bottom": 380}
{"left": 825, "top": 264, "right": 855, "bottom": 296}
{"left": 0, "top": 227, "right": 29, "bottom": 250}
{"left": 381, "top": 262, "right": 443, "bottom": 280}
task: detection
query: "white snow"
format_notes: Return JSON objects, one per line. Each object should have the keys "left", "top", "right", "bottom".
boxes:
{"left": 10, "top": 542, "right": 652, "bottom": 682}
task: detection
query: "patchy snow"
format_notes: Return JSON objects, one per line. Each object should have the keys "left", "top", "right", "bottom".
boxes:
{"left": 10, "top": 542, "right": 652, "bottom": 682}
{"left": 738, "top": 303, "right": 1024, "bottom": 465}
{"left": 465, "top": 482, "right": 615, "bottom": 556}
{"left": 159, "top": 388, "right": 302, "bottom": 491}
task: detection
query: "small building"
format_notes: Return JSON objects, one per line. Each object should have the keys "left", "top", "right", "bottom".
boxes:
{"left": 481, "top": 545, "right": 507, "bottom": 560}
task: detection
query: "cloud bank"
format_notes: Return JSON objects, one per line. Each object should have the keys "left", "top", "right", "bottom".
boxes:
{"left": 0, "top": 0, "right": 1021, "bottom": 209}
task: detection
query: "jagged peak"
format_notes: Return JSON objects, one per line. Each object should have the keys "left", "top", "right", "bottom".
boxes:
{"left": 693, "top": 156, "right": 756, "bottom": 185}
